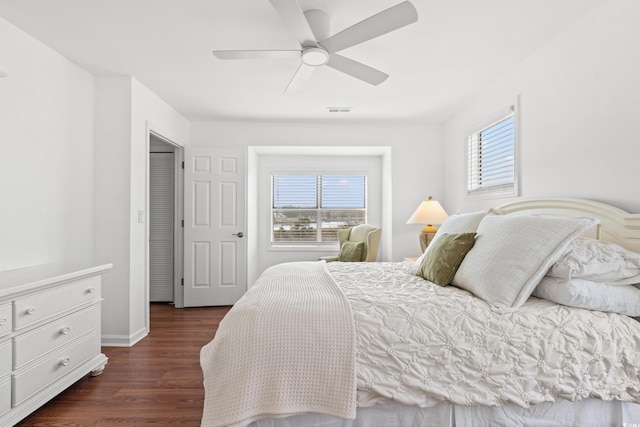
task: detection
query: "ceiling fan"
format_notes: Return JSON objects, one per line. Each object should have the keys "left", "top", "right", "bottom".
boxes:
{"left": 212, "top": 0, "right": 418, "bottom": 91}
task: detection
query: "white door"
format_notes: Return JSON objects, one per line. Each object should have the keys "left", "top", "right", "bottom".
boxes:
{"left": 183, "top": 148, "right": 246, "bottom": 307}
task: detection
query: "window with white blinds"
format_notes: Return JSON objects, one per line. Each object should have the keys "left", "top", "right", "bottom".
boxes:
{"left": 272, "top": 174, "right": 367, "bottom": 243}
{"left": 467, "top": 106, "right": 518, "bottom": 197}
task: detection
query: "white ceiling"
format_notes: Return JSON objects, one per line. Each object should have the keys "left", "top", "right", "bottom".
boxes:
{"left": 0, "top": 0, "right": 602, "bottom": 122}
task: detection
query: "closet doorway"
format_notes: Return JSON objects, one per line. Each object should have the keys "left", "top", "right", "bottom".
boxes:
{"left": 149, "top": 134, "right": 180, "bottom": 304}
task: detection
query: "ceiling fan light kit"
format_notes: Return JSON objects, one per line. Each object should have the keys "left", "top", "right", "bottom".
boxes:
{"left": 301, "top": 47, "right": 329, "bottom": 66}
{"left": 212, "top": 0, "right": 418, "bottom": 91}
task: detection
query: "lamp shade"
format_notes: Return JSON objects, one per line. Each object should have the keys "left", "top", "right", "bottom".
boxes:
{"left": 406, "top": 196, "right": 448, "bottom": 225}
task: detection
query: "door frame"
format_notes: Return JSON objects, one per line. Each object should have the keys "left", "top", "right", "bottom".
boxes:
{"left": 145, "top": 123, "right": 185, "bottom": 335}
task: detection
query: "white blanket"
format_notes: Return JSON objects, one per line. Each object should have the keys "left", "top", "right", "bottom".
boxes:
{"left": 200, "top": 261, "right": 356, "bottom": 427}
{"left": 328, "top": 261, "right": 640, "bottom": 409}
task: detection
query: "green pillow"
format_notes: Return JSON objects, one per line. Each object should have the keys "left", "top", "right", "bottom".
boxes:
{"left": 338, "top": 241, "right": 365, "bottom": 262}
{"left": 416, "top": 233, "right": 477, "bottom": 286}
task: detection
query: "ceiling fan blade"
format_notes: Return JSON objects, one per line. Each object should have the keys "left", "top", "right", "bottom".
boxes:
{"left": 320, "top": 1, "right": 418, "bottom": 54}
{"left": 213, "top": 50, "right": 301, "bottom": 60}
{"left": 285, "top": 62, "right": 315, "bottom": 92}
{"left": 269, "top": 0, "right": 319, "bottom": 48}
{"left": 326, "top": 54, "right": 389, "bottom": 86}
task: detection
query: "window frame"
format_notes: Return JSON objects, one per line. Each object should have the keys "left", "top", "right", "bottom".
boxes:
{"left": 270, "top": 173, "right": 368, "bottom": 246}
{"left": 466, "top": 102, "right": 520, "bottom": 199}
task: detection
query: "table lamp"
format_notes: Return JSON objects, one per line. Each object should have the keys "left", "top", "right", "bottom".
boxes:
{"left": 406, "top": 196, "right": 449, "bottom": 252}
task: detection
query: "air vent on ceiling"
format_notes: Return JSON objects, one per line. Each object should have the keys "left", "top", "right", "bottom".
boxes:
{"left": 327, "top": 107, "right": 352, "bottom": 113}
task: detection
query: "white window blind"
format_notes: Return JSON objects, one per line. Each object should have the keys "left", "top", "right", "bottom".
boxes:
{"left": 467, "top": 107, "right": 517, "bottom": 196}
{"left": 272, "top": 174, "right": 366, "bottom": 243}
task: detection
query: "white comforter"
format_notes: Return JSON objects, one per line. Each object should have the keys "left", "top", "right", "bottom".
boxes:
{"left": 203, "top": 260, "right": 640, "bottom": 426}
{"left": 328, "top": 261, "right": 640, "bottom": 409}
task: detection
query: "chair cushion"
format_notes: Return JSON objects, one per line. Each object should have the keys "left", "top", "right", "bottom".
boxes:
{"left": 338, "top": 241, "right": 365, "bottom": 262}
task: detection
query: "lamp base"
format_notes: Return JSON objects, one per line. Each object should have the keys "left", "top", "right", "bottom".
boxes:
{"left": 419, "top": 225, "right": 438, "bottom": 253}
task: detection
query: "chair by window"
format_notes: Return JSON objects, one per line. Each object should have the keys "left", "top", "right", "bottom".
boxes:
{"left": 321, "top": 224, "right": 382, "bottom": 262}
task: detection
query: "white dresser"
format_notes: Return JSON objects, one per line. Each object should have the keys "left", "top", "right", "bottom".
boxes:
{"left": 0, "top": 263, "right": 112, "bottom": 426}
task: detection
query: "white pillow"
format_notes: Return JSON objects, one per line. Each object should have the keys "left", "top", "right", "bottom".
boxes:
{"left": 452, "top": 214, "right": 599, "bottom": 313}
{"left": 414, "top": 209, "right": 493, "bottom": 267}
{"left": 533, "top": 276, "right": 640, "bottom": 316}
{"left": 548, "top": 237, "right": 640, "bottom": 285}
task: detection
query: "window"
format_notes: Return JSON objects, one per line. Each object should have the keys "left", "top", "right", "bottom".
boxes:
{"left": 272, "top": 174, "right": 367, "bottom": 244}
{"left": 467, "top": 105, "right": 518, "bottom": 197}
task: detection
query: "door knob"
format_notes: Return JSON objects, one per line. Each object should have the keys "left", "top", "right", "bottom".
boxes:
{"left": 232, "top": 232, "right": 244, "bottom": 238}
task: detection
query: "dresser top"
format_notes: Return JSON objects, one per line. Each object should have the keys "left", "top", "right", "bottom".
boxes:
{"left": 0, "top": 263, "right": 113, "bottom": 299}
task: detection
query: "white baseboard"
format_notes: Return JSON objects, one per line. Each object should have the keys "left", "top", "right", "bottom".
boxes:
{"left": 101, "top": 327, "right": 148, "bottom": 347}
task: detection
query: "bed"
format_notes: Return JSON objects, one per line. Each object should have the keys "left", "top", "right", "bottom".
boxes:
{"left": 200, "top": 198, "right": 640, "bottom": 427}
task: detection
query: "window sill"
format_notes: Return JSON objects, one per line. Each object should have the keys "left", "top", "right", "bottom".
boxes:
{"left": 467, "top": 188, "right": 519, "bottom": 200}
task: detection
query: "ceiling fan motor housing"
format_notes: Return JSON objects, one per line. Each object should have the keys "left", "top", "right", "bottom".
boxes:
{"left": 303, "top": 9, "right": 330, "bottom": 42}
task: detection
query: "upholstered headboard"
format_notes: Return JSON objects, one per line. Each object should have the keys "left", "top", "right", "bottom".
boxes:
{"left": 497, "top": 198, "right": 640, "bottom": 253}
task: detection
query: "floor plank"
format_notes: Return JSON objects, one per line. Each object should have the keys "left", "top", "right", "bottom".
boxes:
{"left": 17, "top": 303, "right": 231, "bottom": 427}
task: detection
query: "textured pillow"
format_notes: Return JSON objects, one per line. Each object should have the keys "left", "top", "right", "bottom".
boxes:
{"left": 548, "top": 238, "right": 640, "bottom": 285}
{"left": 337, "top": 241, "right": 365, "bottom": 262}
{"left": 415, "top": 209, "right": 493, "bottom": 266}
{"left": 533, "top": 276, "right": 640, "bottom": 316}
{"left": 416, "top": 233, "right": 477, "bottom": 286}
{"left": 452, "top": 214, "right": 599, "bottom": 313}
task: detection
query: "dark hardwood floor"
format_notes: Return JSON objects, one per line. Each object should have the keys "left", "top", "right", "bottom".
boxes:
{"left": 17, "top": 303, "right": 231, "bottom": 427}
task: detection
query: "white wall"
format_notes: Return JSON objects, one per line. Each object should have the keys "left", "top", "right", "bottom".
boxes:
{"left": 0, "top": 17, "right": 95, "bottom": 271}
{"left": 442, "top": 0, "right": 640, "bottom": 214}
{"left": 94, "top": 77, "right": 132, "bottom": 344}
{"left": 190, "top": 120, "right": 444, "bottom": 282}
{"left": 0, "top": 18, "right": 191, "bottom": 345}
{"left": 95, "top": 76, "right": 189, "bottom": 346}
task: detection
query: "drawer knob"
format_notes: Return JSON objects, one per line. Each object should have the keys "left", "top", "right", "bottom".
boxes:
{"left": 61, "top": 357, "right": 70, "bottom": 367}
{"left": 87, "top": 287, "right": 96, "bottom": 294}
{"left": 0, "top": 317, "right": 6, "bottom": 326}
{"left": 61, "top": 326, "right": 71, "bottom": 335}
{"left": 26, "top": 307, "right": 36, "bottom": 315}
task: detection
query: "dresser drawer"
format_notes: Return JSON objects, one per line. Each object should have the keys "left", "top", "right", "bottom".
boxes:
{"left": 0, "top": 341, "right": 11, "bottom": 377}
{"left": 0, "top": 376, "right": 10, "bottom": 417}
{"left": 13, "top": 331, "right": 99, "bottom": 406}
{"left": 14, "top": 276, "right": 101, "bottom": 330}
{"left": 0, "top": 304, "right": 11, "bottom": 337}
{"left": 13, "top": 305, "right": 99, "bottom": 370}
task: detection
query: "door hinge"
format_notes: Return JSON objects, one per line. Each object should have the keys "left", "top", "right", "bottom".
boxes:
{"left": 181, "top": 220, "right": 184, "bottom": 227}
{"left": 181, "top": 278, "right": 184, "bottom": 286}
{"left": 181, "top": 161, "right": 184, "bottom": 169}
